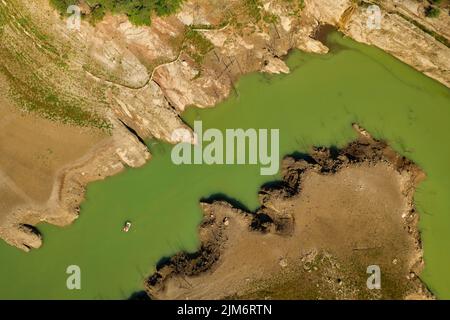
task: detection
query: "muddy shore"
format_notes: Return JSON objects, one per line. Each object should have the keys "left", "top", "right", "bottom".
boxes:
{"left": 145, "top": 125, "right": 433, "bottom": 300}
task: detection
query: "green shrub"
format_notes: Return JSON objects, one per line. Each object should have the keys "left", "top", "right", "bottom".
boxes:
{"left": 425, "top": 6, "right": 441, "bottom": 18}
{"left": 244, "top": 0, "right": 262, "bottom": 22}
{"left": 183, "top": 27, "right": 214, "bottom": 64}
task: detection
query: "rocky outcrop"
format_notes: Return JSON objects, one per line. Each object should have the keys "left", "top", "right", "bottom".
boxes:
{"left": 343, "top": 1, "right": 450, "bottom": 86}
{"left": 0, "top": 223, "right": 43, "bottom": 252}
{"left": 303, "top": 0, "right": 450, "bottom": 86}
{"left": 145, "top": 125, "right": 432, "bottom": 299}
{"left": 379, "top": 0, "right": 450, "bottom": 42}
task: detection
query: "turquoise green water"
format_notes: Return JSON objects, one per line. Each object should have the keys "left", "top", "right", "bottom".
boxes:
{"left": 0, "top": 32, "right": 449, "bottom": 299}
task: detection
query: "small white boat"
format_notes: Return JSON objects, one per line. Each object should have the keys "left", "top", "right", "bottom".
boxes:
{"left": 123, "top": 221, "right": 132, "bottom": 232}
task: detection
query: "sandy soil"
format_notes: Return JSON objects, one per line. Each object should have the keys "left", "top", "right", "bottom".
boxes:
{"left": 0, "top": 77, "right": 110, "bottom": 249}
{"left": 0, "top": 100, "right": 106, "bottom": 206}
{"left": 145, "top": 126, "right": 431, "bottom": 300}
{"left": 0, "top": 97, "right": 104, "bottom": 207}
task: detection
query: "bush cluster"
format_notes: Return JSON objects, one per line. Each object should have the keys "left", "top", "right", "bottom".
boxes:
{"left": 50, "top": 0, "right": 183, "bottom": 25}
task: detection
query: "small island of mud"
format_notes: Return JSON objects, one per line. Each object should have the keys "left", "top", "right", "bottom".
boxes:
{"left": 145, "top": 124, "right": 433, "bottom": 300}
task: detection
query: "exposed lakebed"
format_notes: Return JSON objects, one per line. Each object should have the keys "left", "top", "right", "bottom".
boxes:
{"left": 0, "top": 32, "right": 449, "bottom": 299}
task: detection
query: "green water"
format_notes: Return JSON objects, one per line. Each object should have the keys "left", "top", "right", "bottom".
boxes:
{"left": 0, "top": 32, "right": 449, "bottom": 299}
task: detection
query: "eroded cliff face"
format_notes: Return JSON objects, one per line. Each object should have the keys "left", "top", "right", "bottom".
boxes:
{"left": 0, "top": 0, "right": 448, "bottom": 250}
{"left": 341, "top": 0, "right": 450, "bottom": 87}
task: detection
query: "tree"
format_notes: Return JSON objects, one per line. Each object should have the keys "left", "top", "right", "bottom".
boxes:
{"left": 50, "top": 0, "right": 183, "bottom": 26}
{"left": 425, "top": 5, "right": 441, "bottom": 18}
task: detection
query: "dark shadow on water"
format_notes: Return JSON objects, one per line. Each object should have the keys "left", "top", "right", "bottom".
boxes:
{"left": 128, "top": 291, "right": 151, "bottom": 300}
{"left": 260, "top": 180, "right": 286, "bottom": 190}
{"left": 329, "top": 145, "right": 340, "bottom": 159}
{"left": 311, "top": 24, "right": 347, "bottom": 53}
{"left": 312, "top": 24, "right": 336, "bottom": 45}
{"left": 287, "top": 145, "right": 341, "bottom": 163}
{"left": 156, "top": 256, "right": 171, "bottom": 270}
{"left": 200, "top": 193, "right": 251, "bottom": 212}
{"left": 286, "top": 151, "right": 316, "bottom": 163}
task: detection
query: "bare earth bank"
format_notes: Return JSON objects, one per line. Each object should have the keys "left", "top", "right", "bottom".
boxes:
{"left": 145, "top": 125, "right": 432, "bottom": 300}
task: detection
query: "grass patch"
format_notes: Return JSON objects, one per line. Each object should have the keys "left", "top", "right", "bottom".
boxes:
{"left": 263, "top": 12, "right": 279, "bottom": 24}
{"left": 280, "top": 0, "right": 305, "bottom": 17}
{"left": 0, "top": 0, "right": 110, "bottom": 129}
{"left": 1, "top": 65, "right": 110, "bottom": 129}
{"left": 183, "top": 27, "right": 214, "bottom": 64}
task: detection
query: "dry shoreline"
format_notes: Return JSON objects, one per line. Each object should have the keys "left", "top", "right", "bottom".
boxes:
{"left": 0, "top": 0, "right": 449, "bottom": 252}
{"left": 145, "top": 125, "right": 433, "bottom": 300}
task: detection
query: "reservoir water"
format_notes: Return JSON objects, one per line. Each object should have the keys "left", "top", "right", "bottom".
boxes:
{"left": 0, "top": 32, "right": 449, "bottom": 299}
